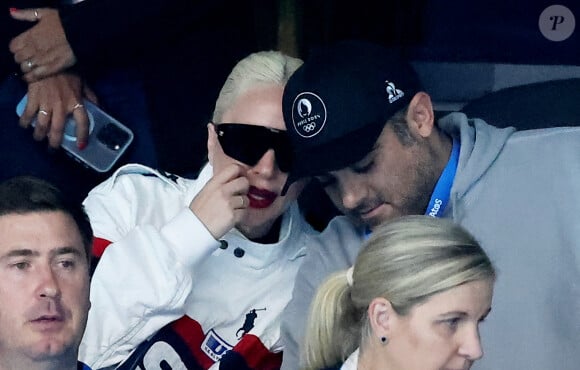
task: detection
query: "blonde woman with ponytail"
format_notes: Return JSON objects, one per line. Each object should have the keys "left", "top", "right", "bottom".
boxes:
{"left": 302, "top": 215, "right": 496, "bottom": 370}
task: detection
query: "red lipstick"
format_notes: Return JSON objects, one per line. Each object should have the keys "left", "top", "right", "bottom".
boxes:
{"left": 247, "top": 186, "right": 277, "bottom": 209}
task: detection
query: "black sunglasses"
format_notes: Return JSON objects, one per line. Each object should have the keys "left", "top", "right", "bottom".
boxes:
{"left": 212, "top": 123, "right": 292, "bottom": 172}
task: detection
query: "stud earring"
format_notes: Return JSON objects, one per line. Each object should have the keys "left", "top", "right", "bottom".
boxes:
{"left": 380, "top": 336, "right": 389, "bottom": 345}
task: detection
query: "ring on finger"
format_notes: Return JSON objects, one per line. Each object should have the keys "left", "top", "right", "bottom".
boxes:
{"left": 34, "top": 9, "right": 39, "bottom": 19}
{"left": 38, "top": 109, "right": 49, "bottom": 116}
{"left": 71, "top": 103, "right": 84, "bottom": 111}
{"left": 25, "top": 60, "right": 34, "bottom": 70}
{"left": 240, "top": 195, "right": 246, "bottom": 208}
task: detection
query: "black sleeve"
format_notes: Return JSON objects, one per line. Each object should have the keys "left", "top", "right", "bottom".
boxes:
{"left": 58, "top": 0, "right": 234, "bottom": 73}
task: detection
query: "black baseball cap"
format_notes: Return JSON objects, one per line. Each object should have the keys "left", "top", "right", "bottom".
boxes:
{"left": 282, "top": 40, "right": 422, "bottom": 193}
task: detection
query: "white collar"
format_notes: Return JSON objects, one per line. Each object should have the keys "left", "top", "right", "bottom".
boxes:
{"left": 341, "top": 348, "right": 359, "bottom": 370}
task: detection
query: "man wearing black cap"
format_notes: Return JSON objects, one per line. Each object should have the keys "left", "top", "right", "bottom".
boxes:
{"left": 280, "top": 40, "right": 580, "bottom": 370}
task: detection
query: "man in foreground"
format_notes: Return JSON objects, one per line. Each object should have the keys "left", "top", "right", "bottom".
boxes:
{"left": 0, "top": 176, "right": 92, "bottom": 370}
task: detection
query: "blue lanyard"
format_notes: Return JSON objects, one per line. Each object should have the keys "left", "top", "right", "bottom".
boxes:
{"left": 425, "top": 138, "right": 460, "bottom": 218}
{"left": 364, "top": 138, "right": 459, "bottom": 238}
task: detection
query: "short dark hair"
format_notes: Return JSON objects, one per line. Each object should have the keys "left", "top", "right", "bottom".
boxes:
{"left": 0, "top": 176, "right": 93, "bottom": 262}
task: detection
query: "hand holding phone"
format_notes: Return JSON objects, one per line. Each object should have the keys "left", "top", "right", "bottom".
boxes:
{"left": 17, "top": 95, "right": 134, "bottom": 172}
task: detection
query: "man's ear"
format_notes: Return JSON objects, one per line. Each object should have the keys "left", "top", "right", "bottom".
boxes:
{"left": 367, "top": 297, "right": 396, "bottom": 339}
{"left": 207, "top": 123, "right": 217, "bottom": 164}
{"left": 406, "top": 92, "right": 435, "bottom": 138}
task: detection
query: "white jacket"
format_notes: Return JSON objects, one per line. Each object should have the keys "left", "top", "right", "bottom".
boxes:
{"left": 79, "top": 164, "right": 317, "bottom": 369}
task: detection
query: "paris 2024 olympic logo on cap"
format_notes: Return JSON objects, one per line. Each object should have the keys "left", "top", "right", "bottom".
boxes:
{"left": 291, "top": 92, "right": 327, "bottom": 138}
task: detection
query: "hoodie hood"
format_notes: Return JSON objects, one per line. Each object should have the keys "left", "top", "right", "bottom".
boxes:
{"left": 438, "top": 112, "right": 515, "bottom": 213}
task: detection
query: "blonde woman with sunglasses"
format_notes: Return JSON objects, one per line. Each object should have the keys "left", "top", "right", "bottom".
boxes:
{"left": 78, "top": 51, "right": 315, "bottom": 370}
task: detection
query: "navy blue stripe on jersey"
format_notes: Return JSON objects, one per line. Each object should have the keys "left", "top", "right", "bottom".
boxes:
{"left": 115, "top": 315, "right": 281, "bottom": 370}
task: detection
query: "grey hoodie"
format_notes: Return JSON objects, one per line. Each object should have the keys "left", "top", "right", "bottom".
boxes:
{"left": 281, "top": 112, "right": 580, "bottom": 370}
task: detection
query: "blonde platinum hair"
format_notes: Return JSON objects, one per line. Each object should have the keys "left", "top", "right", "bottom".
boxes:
{"left": 212, "top": 50, "right": 303, "bottom": 123}
{"left": 301, "top": 215, "right": 495, "bottom": 370}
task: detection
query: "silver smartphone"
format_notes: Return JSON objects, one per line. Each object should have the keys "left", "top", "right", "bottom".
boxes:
{"left": 16, "top": 95, "right": 134, "bottom": 173}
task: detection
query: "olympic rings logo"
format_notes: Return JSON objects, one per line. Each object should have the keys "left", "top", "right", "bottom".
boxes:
{"left": 292, "top": 92, "right": 327, "bottom": 138}
{"left": 302, "top": 122, "right": 317, "bottom": 132}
